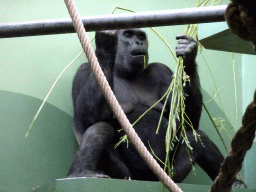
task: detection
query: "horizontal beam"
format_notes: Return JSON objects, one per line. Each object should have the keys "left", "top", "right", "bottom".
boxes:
{"left": 0, "top": 5, "right": 227, "bottom": 38}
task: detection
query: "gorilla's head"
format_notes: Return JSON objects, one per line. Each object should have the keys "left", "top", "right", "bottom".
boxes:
{"left": 114, "top": 29, "right": 149, "bottom": 78}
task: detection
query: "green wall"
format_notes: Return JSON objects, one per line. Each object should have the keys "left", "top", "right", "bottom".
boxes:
{"left": 198, "top": 22, "right": 256, "bottom": 189}
{"left": 0, "top": 91, "right": 78, "bottom": 191}
{"left": 1, "top": 0, "right": 252, "bottom": 191}
{"left": 242, "top": 55, "right": 256, "bottom": 189}
{"left": 0, "top": 0, "right": 234, "bottom": 117}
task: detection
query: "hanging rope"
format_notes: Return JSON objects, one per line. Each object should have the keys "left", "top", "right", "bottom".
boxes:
{"left": 211, "top": 91, "right": 256, "bottom": 192}
{"left": 64, "top": 0, "right": 182, "bottom": 191}
{"left": 225, "top": 0, "right": 256, "bottom": 52}
{"left": 211, "top": 1, "right": 256, "bottom": 191}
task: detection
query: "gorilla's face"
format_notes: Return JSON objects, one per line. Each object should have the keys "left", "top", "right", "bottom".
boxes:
{"left": 115, "top": 29, "right": 149, "bottom": 78}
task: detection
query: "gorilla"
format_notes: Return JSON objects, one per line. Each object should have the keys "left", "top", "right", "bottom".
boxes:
{"left": 68, "top": 29, "right": 245, "bottom": 186}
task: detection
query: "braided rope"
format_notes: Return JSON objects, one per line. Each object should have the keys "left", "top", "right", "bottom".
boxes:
{"left": 210, "top": 1, "right": 256, "bottom": 191}
{"left": 64, "top": 0, "right": 182, "bottom": 191}
{"left": 210, "top": 91, "right": 256, "bottom": 192}
{"left": 225, "top": 0, "right": 256, "bottom": 52}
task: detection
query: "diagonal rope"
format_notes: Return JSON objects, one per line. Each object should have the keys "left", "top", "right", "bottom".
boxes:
{"left": 210, "top": 1, "right": 256, "bottom": 191}
{"left": 64, "top": 0, "right": 183, "bottom": 191}
{"left": 210, "top": 92, "right": 256, "bottom": 192}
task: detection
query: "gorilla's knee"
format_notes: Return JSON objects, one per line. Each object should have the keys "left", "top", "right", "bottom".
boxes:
{"left": 80, "top": 122, "right": 115, "bottom": 146}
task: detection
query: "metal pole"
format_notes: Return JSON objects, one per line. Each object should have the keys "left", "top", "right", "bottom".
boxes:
{"left": 0, "top": 5, "right": 227, "bottom": 38}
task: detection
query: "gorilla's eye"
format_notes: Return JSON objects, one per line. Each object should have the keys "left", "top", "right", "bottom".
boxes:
{"left": 138, "top": 34, "right": 146, "bottom": 41}
{"left": 123, "top": 30, "right": 133, "bottom": 38}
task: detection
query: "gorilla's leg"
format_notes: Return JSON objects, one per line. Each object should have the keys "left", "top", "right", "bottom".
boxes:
{"left": 173, "top": 130, "right": 246, "bottom": 187}
{"left": 100, "top": 145, "right": 132, "bottom": 179}
{"left": 171, "top": 130, "right": 224, "bottom": 182}
{"left": 68, "top": 122, "right": 115, "bottom": 178}
{"left": 171, "top": 139, "right": 196, "bottom": 183}
{"left": 193, "top": 131, "right": 246, "bottom": 188}
{"left": 194, "top": 130, "right": 224, "bottom": 181}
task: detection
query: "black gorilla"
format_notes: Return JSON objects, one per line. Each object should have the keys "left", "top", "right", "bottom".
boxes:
{"left": 68, "top": 29, "right": 244, "bottom": 186}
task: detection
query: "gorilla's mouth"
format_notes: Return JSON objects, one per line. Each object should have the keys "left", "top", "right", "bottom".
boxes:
{"left": 131, "top": 52, "right": 146, "bottom": 57}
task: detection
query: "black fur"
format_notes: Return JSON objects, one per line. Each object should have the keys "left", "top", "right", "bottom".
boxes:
{"left": 68, "top": 29, "right": 245, "bottom": 187}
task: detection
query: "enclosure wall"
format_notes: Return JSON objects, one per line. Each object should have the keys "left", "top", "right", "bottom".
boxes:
{"left": 0, "top": 0, "right": 251, "bottom": 191}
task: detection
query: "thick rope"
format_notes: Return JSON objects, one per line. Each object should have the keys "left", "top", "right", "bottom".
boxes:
{"left": 64, "top": 0, "right": 182, "bottom": 191}
{"left": 210, "top": 91, "right": 256, "bottom": 192}
{"left": 210, "top": 1, "right": 256, "bottom": 191}
{"left": 225, "top": 0, "right": 256, "bottom": 52}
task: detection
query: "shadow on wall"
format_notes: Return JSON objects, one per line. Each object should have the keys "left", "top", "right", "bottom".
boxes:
{"left": 0, "top": 90, "right": 77, "bottom": 191}
{"left": 0, "top": 89, "right": 239, "bottom": 191}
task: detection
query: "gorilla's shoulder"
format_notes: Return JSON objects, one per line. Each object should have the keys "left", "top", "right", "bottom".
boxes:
{"left": 146, "top": 62, "right": 173, "bottom": 76}
{"left": 148, "top": 62, "right": 171, "bottom": 71}
{"left": 77, "top": 63, "right": 89, "bottom": 72}
{"left": 141, "top": 63, "right": 173, "bottom": 84}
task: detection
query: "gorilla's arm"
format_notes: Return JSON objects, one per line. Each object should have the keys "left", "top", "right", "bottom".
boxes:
{"left": 159, "top": 35, "right": 223, "bottom": 183}
{"left": 72, "top": 31, "right": 117, "bottom": 144}
{"left": 175, "top": 34, "right": 202, "bottom": 130}
{"left": 155, "top": 35, "right": 202, "bottom": 130}
{"left": 176, "top": 34, "right": 198, "bottom": 76}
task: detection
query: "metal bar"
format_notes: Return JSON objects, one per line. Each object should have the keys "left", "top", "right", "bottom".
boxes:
{"left": 0, "top": 5, "right": 227, "bottom": 38}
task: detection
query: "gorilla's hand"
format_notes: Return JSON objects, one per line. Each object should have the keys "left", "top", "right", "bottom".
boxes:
{"left": 95, "top": 30, "right": 118, "bottom": 53}
{"left": 176, "top": 34, "right": 198, "bottom": 65}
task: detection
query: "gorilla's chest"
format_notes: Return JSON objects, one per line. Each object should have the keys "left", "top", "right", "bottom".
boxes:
{"left": 113, "top": 76, "right": 164, "bottom": 115}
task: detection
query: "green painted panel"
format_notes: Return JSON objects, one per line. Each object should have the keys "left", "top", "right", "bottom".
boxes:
{"left": 200, "top": 29, "right": 256, "bottom": 55}
{"left": 0, "top": 89, "right": 243, "bottom": 191}
{"left": 182, "top": 89, "right": 239, "bottom": 185}
{"left": 33, "top": 178, "right": 256, "bottom": 192}
{"left": 0, "top": 91, "right": 78, "bottom": 192}
{"left": 242, "top": 55, "right": 256, "bottom": 189}
{"left": 54, "top": 178, "right": 208, "bottom": 192}
{"left": 0, "top": 0, "right": 249, "bottom": 190}
{"left": 245, "top": 142, "right": 256, "bottom": 189}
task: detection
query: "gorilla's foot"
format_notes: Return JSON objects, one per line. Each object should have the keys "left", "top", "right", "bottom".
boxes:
{"left": 232, "top": 180, "right": 247, "bottom": 189}
{"left": 68, "top": 169, "right": 110, "bottom": 179}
